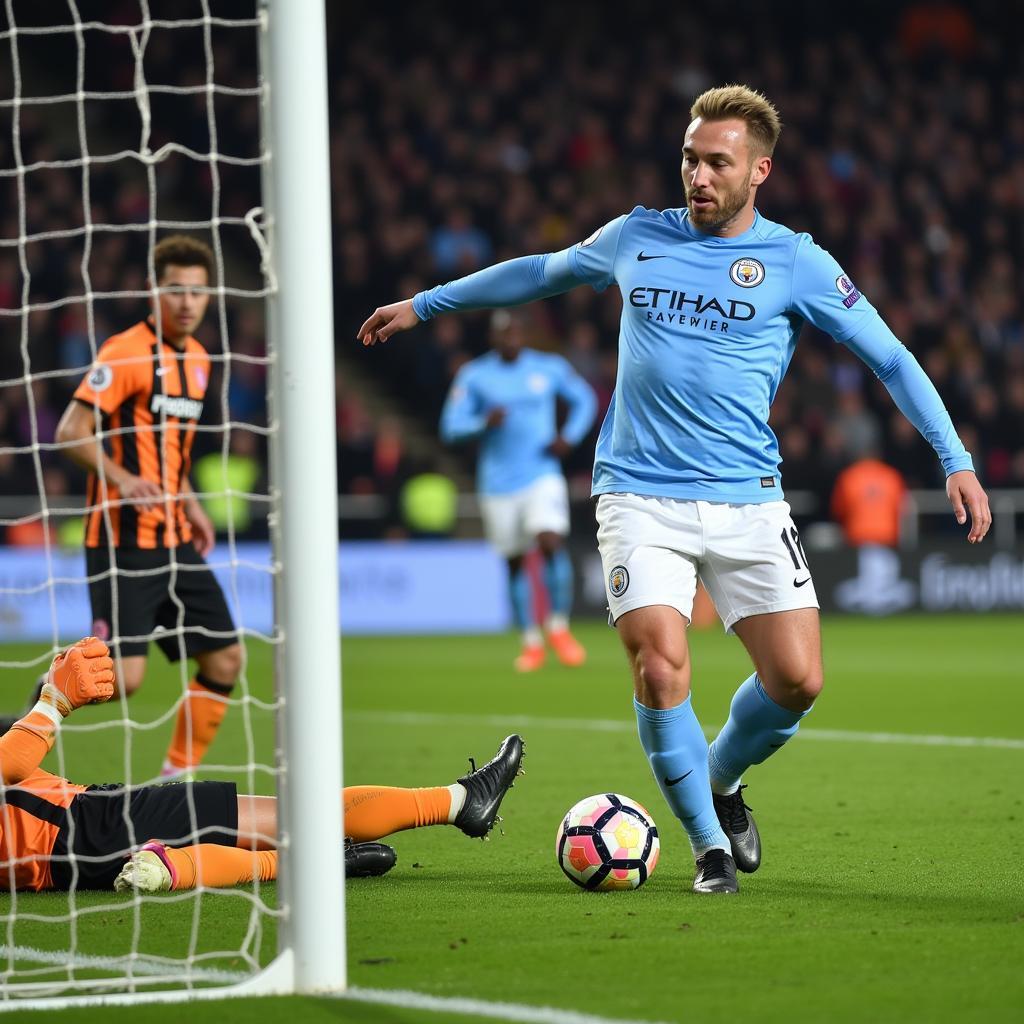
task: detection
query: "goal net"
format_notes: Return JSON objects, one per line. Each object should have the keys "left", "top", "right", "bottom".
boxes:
{"left": 0, "top": 0, "right": 343, "bottom": 1008}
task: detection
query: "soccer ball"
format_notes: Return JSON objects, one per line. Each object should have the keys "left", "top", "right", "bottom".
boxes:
{"left": 556, "top": 793, "right": 660, "bottom": 891}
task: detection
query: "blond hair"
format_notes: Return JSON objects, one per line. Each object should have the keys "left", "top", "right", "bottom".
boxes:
{"left": 690, "top": 85, "right": 782, "bottom": 157}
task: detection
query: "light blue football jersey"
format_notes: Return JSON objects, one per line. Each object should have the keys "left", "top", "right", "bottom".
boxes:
{"left": 440, "top": 348, "right": 597, "bottom": 496}
{"left": 569, "top": 206, "right": 969, "bottom": 502}
{"left": 415, "top": 206, "right": 973, "bottom": 503}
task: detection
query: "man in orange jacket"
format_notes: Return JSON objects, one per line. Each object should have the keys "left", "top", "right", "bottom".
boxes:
{"left": 831, "top": 455, "right": 908, "bottom": 548}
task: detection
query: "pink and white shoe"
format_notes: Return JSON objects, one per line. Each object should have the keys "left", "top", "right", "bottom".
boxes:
{"left": 114, "top": 840, "right": 177, "bottom": 893}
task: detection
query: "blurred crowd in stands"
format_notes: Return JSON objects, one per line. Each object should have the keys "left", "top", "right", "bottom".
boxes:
{"left": 1, "top": 0, "right": 1022, "bottom": 544}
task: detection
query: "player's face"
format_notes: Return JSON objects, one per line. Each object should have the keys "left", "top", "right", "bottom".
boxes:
{"left": 154, "top": 264, "right": 211, "bottom": 343}
{"left": 681, "top": 118, "right": 770, "bottom": 235}
{"left": 492, "top": 324, "right": 525, "bottom": 361}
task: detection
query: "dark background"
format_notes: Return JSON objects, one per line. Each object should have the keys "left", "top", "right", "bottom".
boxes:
{"left": 0, "top": 0, "right": 1021, "bottom": 542}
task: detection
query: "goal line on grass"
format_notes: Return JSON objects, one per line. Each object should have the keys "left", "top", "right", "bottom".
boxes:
{"left": 0, "top": 944, "right": 672, "bottom": 1024}
{"left": 348, "top": 710, "right": 1024, "bottom": 751}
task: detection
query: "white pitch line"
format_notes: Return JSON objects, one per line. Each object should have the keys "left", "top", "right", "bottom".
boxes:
{"left": 0, "top": 943, "right": 249, "bottom": 987}
{"left": 344, "top": 986, "right": 674, "bottom": 1024}
{"left": 347, "top": 709, "right": 1024, "bottom": 750}
{"left": 0, "top": 947, "right": 671, "bottom": 1024}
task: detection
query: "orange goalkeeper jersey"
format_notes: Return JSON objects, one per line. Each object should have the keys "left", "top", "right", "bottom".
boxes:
{"left": 0, "top": 769, "right": 84, "bottom": 892}
{"left": 72, "top": 319, "right": 211, "bottom": 549}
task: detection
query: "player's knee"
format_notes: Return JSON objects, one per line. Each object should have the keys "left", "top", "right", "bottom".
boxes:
{"left": 633, "top": 646, "right": 689, "bottom": 708}
{"left": 771, "top": 663, "right": 823, "bottom": 711}
{"left": 198, "top": 643, "right": 242, "bottom": 686}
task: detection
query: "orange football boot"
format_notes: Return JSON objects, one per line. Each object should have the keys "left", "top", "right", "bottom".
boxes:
{"left": 513, "top": 644, "right": 546, "bottom": 673}
{"left": 548, "top": 628, "right": 586, "bottom": 667}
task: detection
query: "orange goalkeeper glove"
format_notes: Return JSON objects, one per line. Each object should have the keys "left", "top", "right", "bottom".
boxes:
{"left": 41, "top": 637, "right": 115, "bottom": 717}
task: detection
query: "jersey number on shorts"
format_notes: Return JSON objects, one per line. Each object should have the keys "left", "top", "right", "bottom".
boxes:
{"left": 780, "top": 526, "right": 809, "bottom": 572}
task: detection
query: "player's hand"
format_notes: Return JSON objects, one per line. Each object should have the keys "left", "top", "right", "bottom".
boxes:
{"left": 358, "top": 298, "right": 420, "bottom": 346}
{"left": 120, "top": 474, "right": 164, "bottom": 512}
{"left": 485, "top": 408, "right": 506, "bottom": 428}
{"left": 185, "top": 498, "right": 216, "bottom": 557}
{"left": 946, "top": 470, "right": 991, "bottom": 544}
{"left": 46, "top": 637, "right": 115, "bottom": 714}
{"left": 547, "top": 436, "right": 572, "bottom": 458}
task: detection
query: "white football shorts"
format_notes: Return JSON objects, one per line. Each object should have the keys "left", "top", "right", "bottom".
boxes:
{"left": 595, "top": 492, "right": 819, "bottom": 633}
{"left": 479, "top": 473, "right": 571, "bottom": 558}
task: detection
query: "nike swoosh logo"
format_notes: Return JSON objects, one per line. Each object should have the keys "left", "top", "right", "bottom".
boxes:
{"left": 664, "top": 770, "right": 693, "bottom": 787}
{"left": 769, "top": 742, "right": 786, "bottom": 748}
{"left": 636, "top": 251, "right": 667, "bottom": 261}
{"left": 793, "top": 577, "right": 812, "bottom": 588}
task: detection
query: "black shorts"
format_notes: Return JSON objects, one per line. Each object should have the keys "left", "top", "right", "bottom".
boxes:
{"left": 86, "top": 545, "right": 238, "bottom": 661}
{"left": 50, "top": 780, "right": 239, "bottom": 891}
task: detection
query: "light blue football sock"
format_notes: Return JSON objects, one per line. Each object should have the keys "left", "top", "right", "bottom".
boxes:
{"left": 707, "top": 673, "right": 809, "bottom": 794}
{"left": 542, "top": 547, "right": 574, "bottom": 618}
{"left": 634, "top": 696, "right": 730, "bottom": 857}
{"left": 509, "top": 564, "right": 534, "bottom": 632}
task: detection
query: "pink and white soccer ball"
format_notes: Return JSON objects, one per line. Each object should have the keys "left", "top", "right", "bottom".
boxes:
{"left": 556, "top": 793, "right": 660, "bottom": 891}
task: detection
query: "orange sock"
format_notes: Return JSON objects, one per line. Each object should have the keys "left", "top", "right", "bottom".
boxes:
{"left": 0, "top": 714, "right": 54, "bottom": 785}
{"left": 165, "top": 675, "right": 233, "bottom": 770}
{"left": 163, "top": 844, "right": 277, "bottom": 890}
{"left": 343, "top": 786, "right": 453, "bottom": 842}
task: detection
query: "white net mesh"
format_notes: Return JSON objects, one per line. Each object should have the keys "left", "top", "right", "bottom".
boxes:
{"left": 0, "top": 0, "right": 283, "bottom": 1001}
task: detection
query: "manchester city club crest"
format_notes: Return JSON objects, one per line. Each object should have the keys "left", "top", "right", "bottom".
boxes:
{"left": 729, "top": 257, "right": 765, "bottom": 288}
{"left": 609, "top": 565, "right": 630, "bottom": 598}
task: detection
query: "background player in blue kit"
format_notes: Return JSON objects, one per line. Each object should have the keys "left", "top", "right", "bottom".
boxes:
{"left": 441, "top": 310, "right": 597, "bottom": 672}
{"left": 359, "top": 84, "right": 991, "bottom": 895}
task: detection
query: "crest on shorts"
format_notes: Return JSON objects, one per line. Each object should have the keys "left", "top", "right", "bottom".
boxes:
{"left": 87, "top": 364, "right": 113, "bottom": 393}
{"left": 91, "top": 618, "right": 111, "bottom": 642}
{"left": 729, "top": 257, "right": 765, "bottom": 288}
{"left": 609, "top": 565, "right": 630, "bottom": 598}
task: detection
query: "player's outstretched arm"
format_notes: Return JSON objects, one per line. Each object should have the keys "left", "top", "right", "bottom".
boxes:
{"left": 0, "top": 638, "right": 114, "bottom": 784}
{"left": 361, "top": 247, "right": 591, "bottom": 350}
{"left": 945, "top": 470, "right": 992, "bottom": 544}
{"left": 358, "top": 298, "right": 420, "bottom": 347}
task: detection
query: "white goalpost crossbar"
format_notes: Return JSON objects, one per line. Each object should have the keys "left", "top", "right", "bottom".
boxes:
{"left": 0, "top": 0, "right": 345, "bottom": 1008}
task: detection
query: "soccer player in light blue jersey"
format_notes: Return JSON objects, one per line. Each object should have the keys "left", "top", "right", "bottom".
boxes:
{"left": 441, "top": 310, "right": 597, "bottom": 672}
{"left": 359, "top": 85, "right": 992, "bottom": 895}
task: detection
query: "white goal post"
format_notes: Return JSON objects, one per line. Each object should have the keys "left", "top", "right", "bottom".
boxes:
{"left": 261, "top": 0, "right": 346, "bottom": 997}
{"left": 0, "top": 0, "right": 344, "bottom": 1008}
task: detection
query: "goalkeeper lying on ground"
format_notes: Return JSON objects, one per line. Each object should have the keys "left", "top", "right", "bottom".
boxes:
{"left": 0, "top": 638, "right": 524, "bottom": 894}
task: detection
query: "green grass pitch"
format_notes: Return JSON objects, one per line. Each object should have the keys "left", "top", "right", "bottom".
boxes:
{"left": 2, "top": 615, "right": 1023, "bottom": 1023}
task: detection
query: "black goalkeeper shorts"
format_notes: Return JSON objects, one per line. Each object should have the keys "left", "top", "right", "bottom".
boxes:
{"left": 50, "top": 780, "right": 238, "bottom": 891}
{"left": 86, "top": 545, "right": 238, "bottom": 662}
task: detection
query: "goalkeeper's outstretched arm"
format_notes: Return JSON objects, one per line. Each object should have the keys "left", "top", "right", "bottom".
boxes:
{"left": 0, "top": 638, "right": 114, "bottom": 785}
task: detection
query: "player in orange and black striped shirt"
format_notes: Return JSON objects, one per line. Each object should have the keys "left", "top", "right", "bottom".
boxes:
{"left": 54, "top": 236, "right": 242, "bottom": 779}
